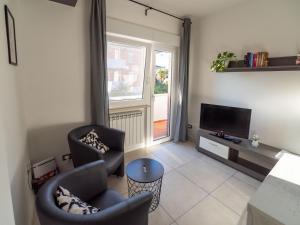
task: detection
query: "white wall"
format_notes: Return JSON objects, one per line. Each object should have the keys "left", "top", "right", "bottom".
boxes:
{"left": 0, "top": 0, "right": 34, "bottom": 224}
{"left": 189, "top": 0, "right": 300, "bottom": 154}
{"left": 17, "top": 0, "right": 91, "bottom": 169}
{"left": 0, "top": 129, "right": 15, "bottom": 225}
{"left": 107, "top": 0, "right": 180, "bottom": 35}
{"left": 16, "top": 0, "right": 181, "bottom": 168}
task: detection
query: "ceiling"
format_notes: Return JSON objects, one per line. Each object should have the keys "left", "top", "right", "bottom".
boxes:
{"left": 128, "top": 0, "right": 248, "bottom": 18}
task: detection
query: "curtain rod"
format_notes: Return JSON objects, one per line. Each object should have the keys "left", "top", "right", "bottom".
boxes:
{"left": 128, "top": 0, "right": 184, "bottom": 21}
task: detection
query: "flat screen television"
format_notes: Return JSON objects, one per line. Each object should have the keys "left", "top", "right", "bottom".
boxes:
{"left": 200, "top": 103, "right": 251, "bottom": 139}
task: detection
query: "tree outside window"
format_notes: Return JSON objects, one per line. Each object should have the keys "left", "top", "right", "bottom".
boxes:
{"left": 154, "top": 68, "right": 168, "bottom": 94}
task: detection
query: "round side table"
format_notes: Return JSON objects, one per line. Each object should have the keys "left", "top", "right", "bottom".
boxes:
{"left": 126, "top": 158, "right": 164, "bottom": 212}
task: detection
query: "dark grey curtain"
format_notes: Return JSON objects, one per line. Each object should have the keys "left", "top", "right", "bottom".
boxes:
{"left": 90, "top": 0, "right": 109, "bottom": 126}
{"left": 173, "top": 18, "right": 192, "bottom": 142}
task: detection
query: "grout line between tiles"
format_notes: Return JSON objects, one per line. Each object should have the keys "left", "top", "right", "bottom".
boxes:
{"left": 232, "top": 174, "right": 262, "bottom": 189}
{"left": 159, "top": 204, "right": 176, "bottom": 225}
{"left": 209, "top": 171, "right": 237, "bottom": 194}
{"left": 169, "top": 160, "right": 244, "bottom": 221}
{"left": 174, "top": 159, "right": 237, "bottom": 195}
{"left": 208, "top": 173, "right": 256, "bottom": 217}
{"left": 186, "top": 149, "right": 261, "bottom": 191}
{"left": 174, "top": 168, "right": 210, "bottom": 194}
{"left": 209, "top": 194, "right": 241, "bottom": 217}
{"left": 124, "top": 143, "right": 248, "bottom": 223}
{"left": 174, "top": 165, "right": 247, "bottom": 215}
{"left": 173, "top": 194, "right": 210, "bottom": 223}
{"left": 151, "top": 153, "right": 193, "bottom": 171}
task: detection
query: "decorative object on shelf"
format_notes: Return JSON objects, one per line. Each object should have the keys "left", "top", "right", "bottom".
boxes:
{"left": 244, "top": 52, "right": 269, "bottom": 68}
{"left": 4, "top": 5, "right": 18, "bottom": 65}
{"left": 251, "top": 134, "right": 260, "bottom": 148}
{"left": 211, "top": 51, "right": 236, "bottom": 72}
{"left": 296, "top": 53, "right": 300, "bottom": 65}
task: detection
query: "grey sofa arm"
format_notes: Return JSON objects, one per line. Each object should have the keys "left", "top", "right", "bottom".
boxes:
{"left": 38, "top": 192, "right": 152, "bottom": 225}
{"left": 37, "top": 160, "right": 108, "bottom": 201}
{"left": 36, "top": 161, "right": 109, "bottom": 225}
{"left": 36, "top": 160, "right": 153, "bottom": 225}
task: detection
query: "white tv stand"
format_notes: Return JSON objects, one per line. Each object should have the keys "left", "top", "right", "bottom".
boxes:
{"left": 196, "top": 129, "right": 281, "bottom": 181}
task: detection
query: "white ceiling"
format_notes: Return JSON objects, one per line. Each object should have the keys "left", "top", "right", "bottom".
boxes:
{"left": 129, "top": 0, "right": 248, "bottom": 18}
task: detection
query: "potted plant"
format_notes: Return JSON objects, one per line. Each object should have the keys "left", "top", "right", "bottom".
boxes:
{"left": 210, "top": 51, "right": 236, "bottom": 72}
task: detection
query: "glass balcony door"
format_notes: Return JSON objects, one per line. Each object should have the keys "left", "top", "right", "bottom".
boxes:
{"left": 152, "top": 50, "right": 173, "bottom": 141}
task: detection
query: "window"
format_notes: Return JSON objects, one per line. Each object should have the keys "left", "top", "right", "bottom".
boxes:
{"left": 107, "top": 41, "right": 146, "bottom": 101}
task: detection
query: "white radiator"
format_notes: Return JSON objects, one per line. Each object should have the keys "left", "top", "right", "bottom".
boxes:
{"left": 109, "top": 109, "right": 146, "bottom": 152}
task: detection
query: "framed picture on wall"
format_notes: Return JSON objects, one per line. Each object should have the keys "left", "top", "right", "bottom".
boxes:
{"left": 4, "top": 5, "right": 18, "bottom": 65}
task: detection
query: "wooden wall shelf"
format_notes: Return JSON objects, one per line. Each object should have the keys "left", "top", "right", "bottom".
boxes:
{"left": 222, "top": 56, "right": 300, "bottom": 72}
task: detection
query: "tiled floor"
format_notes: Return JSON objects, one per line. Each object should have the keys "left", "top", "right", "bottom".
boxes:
{"left": 33, "top": 141, "right": 260, "bottom": 225}
{"left": 112, "top": 141, "right": 261, "bottom": 225}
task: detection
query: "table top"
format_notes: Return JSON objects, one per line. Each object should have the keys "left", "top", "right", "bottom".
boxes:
{"left": 248, "top": 153, "right": 300, "bottom": 225}
{"left": 126, "top": 158, "right": 164, "bottom": 183}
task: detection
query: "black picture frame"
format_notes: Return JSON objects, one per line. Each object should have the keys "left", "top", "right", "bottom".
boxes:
{"left": 4, "top": 5, "right": 18, "bottom": 65}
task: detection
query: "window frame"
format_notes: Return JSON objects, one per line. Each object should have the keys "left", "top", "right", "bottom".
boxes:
{"left": 150, "top": 44, "right": 178, "bottom": 144}
{"left": 107, "top": 35, "right": 151, "bottom": 109}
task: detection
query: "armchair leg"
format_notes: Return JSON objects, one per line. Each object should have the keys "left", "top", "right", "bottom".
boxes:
{"left": 115, "top": 161, "right": 124, "bottom": 177}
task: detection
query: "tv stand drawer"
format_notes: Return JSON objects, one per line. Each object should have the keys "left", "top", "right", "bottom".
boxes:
{"left": 199, "top": 137, "right": 229, "bottom": 159}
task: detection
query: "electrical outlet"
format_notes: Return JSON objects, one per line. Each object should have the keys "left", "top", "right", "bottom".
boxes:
{"left": 62, "top": 153, "right": 72, "bottom": 161}
{"left": 187, "top": 124, "right": 193, "bottom": 129}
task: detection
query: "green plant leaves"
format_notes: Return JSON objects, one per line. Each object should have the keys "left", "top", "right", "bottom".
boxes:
{"left": 211, "top": 51, "right": 236, "bottom": 72}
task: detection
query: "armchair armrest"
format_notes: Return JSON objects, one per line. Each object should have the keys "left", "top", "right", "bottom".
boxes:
{"left": 88, "top": 192, "right": 153, "bottom": 225}
{"left": 97, "top": 126, "right": 125, "bottom": 152}
{"left": 36, "top": 161, "right": 109, "bottom": 225}
{"left": 39, "top": 192, "right": 153, "bottom": 225}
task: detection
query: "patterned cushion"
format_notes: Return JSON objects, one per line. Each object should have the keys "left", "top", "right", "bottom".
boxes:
{"left": 55, "top": 186, "right": 100, "bottom": 215}
{"left": 80, "top": 129, "right": 110, "bottom": 154}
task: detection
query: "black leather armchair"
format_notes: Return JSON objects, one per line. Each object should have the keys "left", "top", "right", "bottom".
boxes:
{"left": 68, "top": 125, "right": 125, "bottom": 176}
{"left": 36, "top": 161, "right": 153, "bottom": 225}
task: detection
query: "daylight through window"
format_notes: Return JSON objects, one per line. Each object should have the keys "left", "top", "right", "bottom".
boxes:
{"left": 107, "top": 42, "right": 146, "bottom": 101}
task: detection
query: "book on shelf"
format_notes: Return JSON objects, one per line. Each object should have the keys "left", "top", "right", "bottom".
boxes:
{"left": 262, "top": 52, "right": 269, "bottom": 67}
{"left": 257, "top": 52, "right": 262, "bottom": 67}
{"left": 244, "top": 51, "right": 269, "bottom": 68}
{"left": 250, "top": 53, "right": 254, "bottom": 67}
{"left": 253, "top": 53, "right": 257, "bottom": 67}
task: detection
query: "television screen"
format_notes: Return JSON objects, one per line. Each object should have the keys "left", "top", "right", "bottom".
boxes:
{"left": 200, "top": 103, "right": 251, "bottom": 139}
